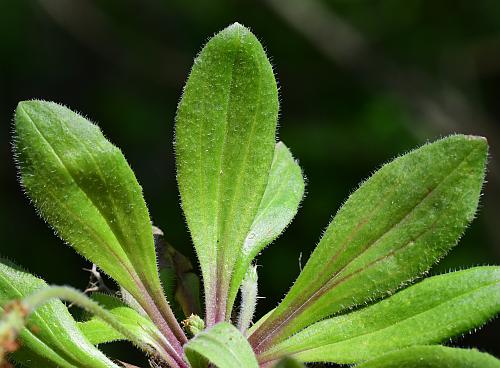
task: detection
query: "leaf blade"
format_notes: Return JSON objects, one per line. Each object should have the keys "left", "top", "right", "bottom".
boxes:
{"left": 155, "top": 230, "right": 202, "bottom": 319}
{"left": 260, "top": 266, "right": 500, "bottom": 364}
{"left": 184, "top": 322, "right": 258, "bottom": 368}
{"left": 14, "top": 100, "right": 159, "bottom": 299}
{"left": 175, "top": 23, "right": 279, "bottom": 323}
{"left": 355, "top": 346, "right": 500, "bottom": 368}
{"left": 249, "top": 135, "right": 488, "bottom": 351}
{"left": 13, "top": 101, "right": 185, "bottom": 347}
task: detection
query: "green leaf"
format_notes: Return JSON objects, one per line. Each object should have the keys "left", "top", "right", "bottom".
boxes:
{"left": 259, "top": 266, "right": 500, "bottom": 364}
{"left": 175, "top": 23, "right": 279, "bottom": 324}
{"left": 13, "top": 100, "right": 184, "bottom": 344}
{"left": 227, "top": 142, "right": 304, "bottom": 315}
{"left": 184, "top": 322, "right": 258, "bottom": 368}
{"left": 0, "top": 260, "right": 119, "bottom": 368}
{"left": 249, "top": 135, "right": 488, "bottom": 351}
{"left": 355, "top": 346, "right": 500, "bottom": 368}
{"left": 247, "top": 309, "right": 273, "bottom": 337}
{"left": 77, "top": 293, "right": 161, "bottom": 350}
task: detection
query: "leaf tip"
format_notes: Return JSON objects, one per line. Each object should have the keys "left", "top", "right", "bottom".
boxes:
{"left": 14, "top": 100, "right": 57, "bottom": 132}
{"left": 224, "top": 21, "right": 249, "bottom": 33}
{"left": 215, "top": 22, "right": 258, "bottom": 46}
{"left": 445, "top": 134, "right": 489, "bottom": 166}
{"left": 454, "top": 134, "right": 488, "bottom": 150}
{"left": 464, "top": 134, "right": 488, "bottom": 150}
{"left": 465, "top": 134, "right": 487, "bottom": 142}
{"left": 15, "top": 99, "right": 46, "bottom": 116}
{"left": 14, "top": 100, "right": 30, "bottom": 121}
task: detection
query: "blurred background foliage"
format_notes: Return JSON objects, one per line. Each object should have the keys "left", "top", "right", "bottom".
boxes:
{"left": 1, "top": 0, "right": 499, "bottom": 366}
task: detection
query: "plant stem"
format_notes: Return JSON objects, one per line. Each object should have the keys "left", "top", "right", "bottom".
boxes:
{"left": 152, "top": 291, "right": 188, "bottom": 344}
{"left": 138, "top": 295, "right": 188, "bottom": 367}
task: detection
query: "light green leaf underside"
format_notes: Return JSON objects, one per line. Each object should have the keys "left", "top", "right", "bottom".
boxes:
{"left": 228, "top": 142, "right": 304, "bottom": 314}
{"left": 261, "top": 266, "right": 500, "bottom": 364}
{"left": 175, "top": 23, "right": 279, "bottom": 322}
{"left": 249, "top": 135, "right": 488, "bottom": 350}
{"left": 0, "top": 260, "right": 119, "bottom": 368}
{"left": 355, "top": 346, "right": 500, "bottom": 368}
{"left": 77, "top": 293, "right": 160, "bottom": 350}
{"left": 14, "top": 100, "right": 162, "bottom": 305}
{"left": 184, "top": 322, "right": 258, "bottom": 368}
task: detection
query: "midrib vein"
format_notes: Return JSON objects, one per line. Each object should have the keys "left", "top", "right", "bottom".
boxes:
{"left": 57, "top": 118, "right": 148, "bottom": 276}
{"left": 211, "top": 28, "right": 242, "bottom": 322}
{"left": 219, "top": 63, "right": 265, "bottom": 276}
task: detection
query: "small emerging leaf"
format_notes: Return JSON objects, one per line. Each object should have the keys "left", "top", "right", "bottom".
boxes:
{"left": 181, "top": 314, "right": 205, "bottom": 337}
{"left": 184, "top": 322, "right": 258, "bottom": 368}
{"left": 249, "top": 135, "right": 488, "bottom": 351}
{"left": 0, "top": 260, "right": 119, "bottom": 368}
{"left": 260, "top": 266, "right": 500, "bottom": 364}
{"left": 355, "top": 346, "right": 500, "bottom": 368}
{"left": 175, "top": 23, "right": 279, "bottom": 324}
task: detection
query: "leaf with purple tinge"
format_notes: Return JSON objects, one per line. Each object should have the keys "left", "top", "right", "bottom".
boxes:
{"left": 14, "top": 101, "right": 185, "bottom": 348}
{"left": 258, "top": 266, "right": 500, "bottom": 365}
{"left": 249, "top": 135, "right": 488, "bottom": 353}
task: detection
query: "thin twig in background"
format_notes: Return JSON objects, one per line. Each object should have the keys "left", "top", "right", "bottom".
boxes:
{"left": 37, "top": 0, "right": 187, "bottom": 85}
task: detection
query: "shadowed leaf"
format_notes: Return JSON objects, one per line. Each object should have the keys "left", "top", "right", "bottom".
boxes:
{"left": 155, "top": 230, "right": 201, "bottom": 318}
{"left": 273, "top": 357, "right": 305, "bottom": 368}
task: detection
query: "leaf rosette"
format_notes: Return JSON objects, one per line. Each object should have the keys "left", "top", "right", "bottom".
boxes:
{"left": 0, "top": 22, "right": 498, "bottom": 368}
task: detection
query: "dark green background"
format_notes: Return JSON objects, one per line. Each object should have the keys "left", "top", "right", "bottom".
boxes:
{"left": 1, "top": 0, "right": 499, "bottom": 366}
